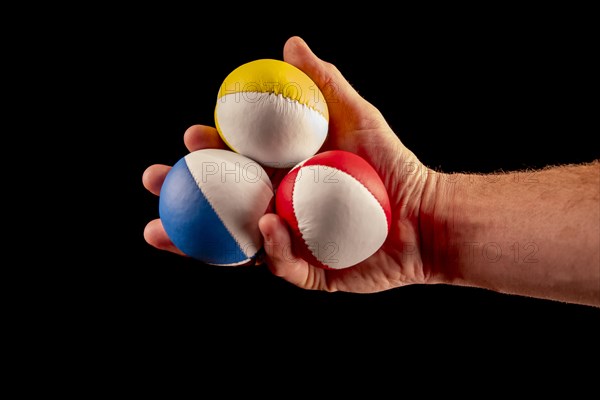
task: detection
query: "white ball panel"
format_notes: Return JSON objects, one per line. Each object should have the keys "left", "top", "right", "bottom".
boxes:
{"left": 185, "top": 149, "right": 274, "bottom": 258}
{"left": 216, "top": 93, "right": 328, "bottom": 167}
{"left": 292, "top": 165, "right": 388, "bottom": 269}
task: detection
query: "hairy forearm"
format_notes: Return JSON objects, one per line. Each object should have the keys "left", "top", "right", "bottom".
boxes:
{"left": 423, "top": 161, "right": 600, "bottom": 306}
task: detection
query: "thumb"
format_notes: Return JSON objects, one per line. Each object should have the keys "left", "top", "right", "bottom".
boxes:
{"left": 258, "top": 213, "right": 325, "bottom": 290}
{"left": 283, "top": 36, "right": 362, "bottom": 110}
{"left": 282, "top": 36, "right": 389, "bottom": 141}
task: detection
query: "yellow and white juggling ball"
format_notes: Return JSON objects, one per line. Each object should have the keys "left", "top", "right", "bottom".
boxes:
{"left": 214, "top": 59, "right": 329, "bottom": 168}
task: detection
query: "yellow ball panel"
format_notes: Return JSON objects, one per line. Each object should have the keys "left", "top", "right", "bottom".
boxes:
{"left": 216, "top": 59, "right": 328, "bottom": 119}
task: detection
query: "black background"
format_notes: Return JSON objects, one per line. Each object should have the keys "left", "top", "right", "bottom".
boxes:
{"left": 102, "top": 10, "right": 599, "bottom": 356}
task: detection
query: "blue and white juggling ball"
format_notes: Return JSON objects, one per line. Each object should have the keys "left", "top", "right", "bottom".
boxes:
{"left": 159, "top": 149, "right": 274, "bottom": 266}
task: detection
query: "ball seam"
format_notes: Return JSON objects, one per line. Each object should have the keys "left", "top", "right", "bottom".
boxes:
{"left": 290, "top": 169, "right": 325, "bottom": 267}
{"left": 185, "top": 161, "right": 253, "bottom": 263}
{"left": 338, "top": 167, "right": 390, "bottom": 231}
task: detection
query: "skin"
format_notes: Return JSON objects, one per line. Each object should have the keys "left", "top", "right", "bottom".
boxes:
{"left": 143, "top": 36, "right": 600, "bottom": 307}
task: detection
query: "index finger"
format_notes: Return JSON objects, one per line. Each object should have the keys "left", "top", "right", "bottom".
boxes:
{"left": 184, "top": 125, "right": 229, "bottom": 152}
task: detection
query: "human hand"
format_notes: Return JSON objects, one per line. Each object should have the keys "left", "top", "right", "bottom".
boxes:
{"left": 143, "top": 36, "right": 436, "bottom": 293}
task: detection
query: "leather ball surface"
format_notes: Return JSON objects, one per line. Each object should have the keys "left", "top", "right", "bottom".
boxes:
{"left": 214, "top": 59, "right": 329, "bottom": 168}
{"left": 159, "top": 149, "right": 274, "bottom": 266}
{"left": 275, "top": 150, "right": 391, "bottom": 270}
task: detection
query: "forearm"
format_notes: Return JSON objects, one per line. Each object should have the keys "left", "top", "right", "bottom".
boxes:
{"left": 423, "top": 161, "right": 600, "bottom": 306}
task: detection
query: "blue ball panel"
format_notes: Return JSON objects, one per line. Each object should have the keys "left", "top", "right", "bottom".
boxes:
{"left": 159, "top": 158, "right": 248, "bottom": 265}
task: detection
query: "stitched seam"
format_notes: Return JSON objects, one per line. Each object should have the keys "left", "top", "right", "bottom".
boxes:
{"left": 339, "top": 168, "right": 389, "bottom": 229}
{"left": 291, "top": 168, "right": 320, "bottom": 262}
{"left": 186, "top": 160, "right": 250, "bottom": 262}
{"left": 235, "top": 92, "right": 328, "bottom": 120}
{"left": 334, "top": 168, "right": 388, "bottom": 226}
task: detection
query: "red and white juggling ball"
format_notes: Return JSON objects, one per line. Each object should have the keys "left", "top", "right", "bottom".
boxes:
{"left": 276, "top": 150, "right": 391, "bottom": 270}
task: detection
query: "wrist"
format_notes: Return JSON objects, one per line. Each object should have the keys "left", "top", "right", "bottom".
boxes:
{"left": 419, "top": 169, "right": 462, "bottom": 285}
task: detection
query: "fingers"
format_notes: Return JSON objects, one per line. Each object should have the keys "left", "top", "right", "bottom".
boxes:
{"left": 283, "top": 36, "right": 362, "bottom": 110}
{"left": 144, "top": 219, "right": 186, "bottom": 256}
{"left": 184, "top": 125, "right": 228, "bottom": 152}
{"left": 143, "top": 125, "right": 228, "bottom": 196}
{"left": 142, "top": 164, "right": 172, "bottom": 196}
{"left": 259, "top": 213, "right": 327, "bottom": 290}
